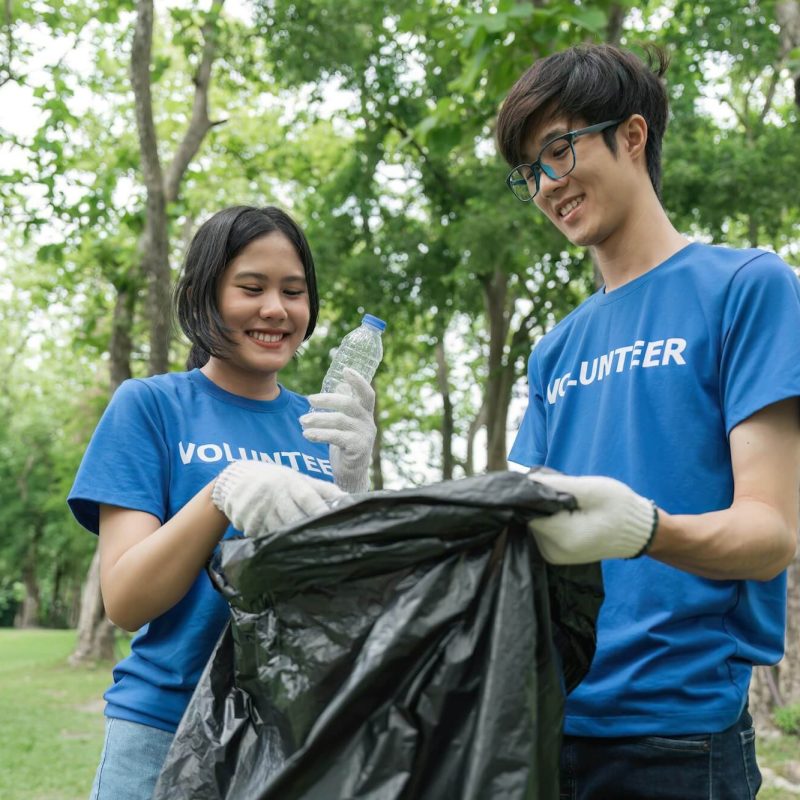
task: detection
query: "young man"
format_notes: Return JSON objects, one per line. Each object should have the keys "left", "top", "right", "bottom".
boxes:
{"left": 496, "top": 44, "right": 800, "bottom": 798}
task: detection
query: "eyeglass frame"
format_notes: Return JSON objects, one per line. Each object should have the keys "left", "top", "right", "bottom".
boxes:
{"left": 505, "top": 118, "right": 623, "bottom": 202}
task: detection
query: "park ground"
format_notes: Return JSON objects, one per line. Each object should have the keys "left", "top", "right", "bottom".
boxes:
{"left": 0, "top": 629, "right": 798, "bottom": 800}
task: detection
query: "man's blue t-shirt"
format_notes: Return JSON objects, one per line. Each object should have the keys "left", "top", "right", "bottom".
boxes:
{"left": 509, "top": 243, "right": 800, "bottom": 737}
{"left": 68, "top": 369, "right": 333, "bottom": 733}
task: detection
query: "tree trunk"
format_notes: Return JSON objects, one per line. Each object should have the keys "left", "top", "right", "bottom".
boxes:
{"left": 371, "top": 389, "right": 384, "bottom": 490}
{"left": 50, "top": 562, "right": 63, "bottom": 627}
{"left": 435, "top": 339, "right": 454, "bottom": 480}
{"left": 465, "top": 401, "right": 487, "bottom": 477}
{"left": 782, "top": 557, "right": 800, "bottom": 704}
{"left": 750, "top": 557, "right": 800, "bottom": 727}
{"left": 131, "top": 0, "right": 170, "bottom": 376}
{"left": 68, "top": 578, "right": 83, "bottom": 628}
{"left": 110, "top": 287, "right": 135, "bottom": 389}
{"left": 482, "top": 266, "right": 516, "bottom": 470}
{"left": 69, "top": 547, "right": 117, "bottom": 665}
{"left": 142, "top": 200, "right": 171, "bottom": 376}
{"left": 14, "top": 457, "right": 42, "bottom": 628}
{"left": 14, "top": 559, "right": 40, "bottom": 628}
{"left": 605, "top": 3, "right": 626, "bottom": 45}
{"left": 132, "top": 0, "right": 226, "bottom": 375}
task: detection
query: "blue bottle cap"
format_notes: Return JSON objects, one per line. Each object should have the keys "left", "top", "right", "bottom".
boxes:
{"left": 362, "top": 314, "right": 386, "bottom": 331}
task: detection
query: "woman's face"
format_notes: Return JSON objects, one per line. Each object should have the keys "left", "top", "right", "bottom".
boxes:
{"left": 204, "top": 232, "right": 310, "bottom": 398}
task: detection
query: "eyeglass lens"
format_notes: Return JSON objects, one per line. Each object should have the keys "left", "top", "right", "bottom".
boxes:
{"left": 510, "top": 137, "right": 576, "bottom": 200}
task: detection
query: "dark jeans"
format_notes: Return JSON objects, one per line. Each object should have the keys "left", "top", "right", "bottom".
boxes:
{"left": 560, "top": 707, "right": 761, "bottom": 800}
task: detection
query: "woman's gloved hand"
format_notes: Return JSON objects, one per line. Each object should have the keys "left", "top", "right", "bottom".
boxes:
{"left": 527, "top": 472, "right": 659, "bottom": 564}
{"left": 300, "top": 368, "right": 376, "bottom": 493}
{"left": 212, "top": 460, "right": 344, "bottom": 538}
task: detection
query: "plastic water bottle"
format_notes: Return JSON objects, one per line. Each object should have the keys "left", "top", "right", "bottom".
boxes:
{"left": 321, "top": 314, "right": 386, "bottom": 393}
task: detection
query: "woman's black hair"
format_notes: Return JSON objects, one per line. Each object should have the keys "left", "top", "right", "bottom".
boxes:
{"left": 496, "top": 44, "right": 670, "bottom": 199}
{"left": 174, "top": 205, "right": 319, "bottom": 370}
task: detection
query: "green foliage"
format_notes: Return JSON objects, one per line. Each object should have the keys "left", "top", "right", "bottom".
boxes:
{"left": 0, "top": 582, "right": 22, "bottom": 627}
{"left": 774, "top": 703, "right": 800, "bottom": 736}
{"left": 645, "top": 0, "right": 800, "bottom": 248}
{"left": 0, "top": 224, "right": 110, "bottom": 626}
{"left": 1, "top": 0, "right": 799, "bottom": 601}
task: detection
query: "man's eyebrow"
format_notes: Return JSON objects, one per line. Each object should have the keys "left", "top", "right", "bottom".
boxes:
{"left": 538, "top": 127, "right": 570, "bottom": 148}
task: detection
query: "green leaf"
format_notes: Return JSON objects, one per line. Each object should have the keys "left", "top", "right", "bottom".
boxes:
{"left": 506, "top": 3, "right": 537, "bottom": 20}
{"left": 463, "top": 11, "right": 509, "bottom": 35}
{"left": 566, "top": 7, "right": 608, "bottom": 33}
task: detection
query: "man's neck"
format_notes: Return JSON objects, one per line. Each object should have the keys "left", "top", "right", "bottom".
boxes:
{"left": 593, "top": 194, "right": 689, "bottom": 292}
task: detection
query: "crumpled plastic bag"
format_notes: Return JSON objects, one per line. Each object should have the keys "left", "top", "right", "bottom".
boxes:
{"left": 153, "top": 471, "right": 603, "bottom": 800}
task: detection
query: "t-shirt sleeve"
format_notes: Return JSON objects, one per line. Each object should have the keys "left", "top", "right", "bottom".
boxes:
{"left": 720, "top": 252, "right": 800, "bottom": 435}
{"left": 508, "top": 348, "right": 548, "bottom": 467}
{"left": 68, "top": 379, "right": 170, "bottom": 534}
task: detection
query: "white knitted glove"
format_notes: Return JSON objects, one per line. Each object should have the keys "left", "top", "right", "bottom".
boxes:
{"left": 527, "top": 473, "right": 659, "bottom": 564}
{"left": 212, "top": 461, "right": 344, "bottom": 538}
{"left": 300, "top": 368, "right": 376, "bottom": 494}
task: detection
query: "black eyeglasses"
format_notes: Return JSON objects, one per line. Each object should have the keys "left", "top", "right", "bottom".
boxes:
{"left": 505, "top": 119, "right": 623, "bottom": 202}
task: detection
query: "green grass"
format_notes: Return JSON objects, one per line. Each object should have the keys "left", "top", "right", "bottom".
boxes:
{"left": 758, "top": 732, "right": 800, "bottom": 800}
{"left": 0, "top": 629, "right": 797, "bottom": 799}
{"left": 0, "top": 629, "right": 114, "bottom": 800}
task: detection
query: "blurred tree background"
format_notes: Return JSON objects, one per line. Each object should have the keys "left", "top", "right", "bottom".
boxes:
{"left": 0, "top": 0, "right": 798, "bottom": 727}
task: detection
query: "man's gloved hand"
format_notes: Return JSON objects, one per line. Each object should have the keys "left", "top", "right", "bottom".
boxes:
{"left": 212, "top": 461, "right": 344, "bottom": 538}
{"left": 527, "top": 472, "right": 659, "bottom": 564}
{"left": 300, "top": 368, "right": 376, "bottom": 494}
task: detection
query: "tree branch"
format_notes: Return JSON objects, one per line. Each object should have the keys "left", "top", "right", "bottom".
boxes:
{"left": 760, "top": 66, "right": 781, "bottom": 122}
{"left": 387, "top": 115, "right": 467, "bottom": 205}
{"left": 465, "top": 399, "right": 487, "bottom": 477}
{"left": 510, "top": 306, "right": 540, "bottom": 352}
{"left": 741, "top": 78, "right": 754, "bottom": 122}
{"left": 719, "top": 95, "right": 750, "bottom": 131}
{"left": 163, "top": 0, "right": 227, "bottom": 202}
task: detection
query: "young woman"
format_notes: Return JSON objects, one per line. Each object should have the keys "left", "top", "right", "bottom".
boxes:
{"left": 69, "top": 205, "right": 376, "bottom": 800}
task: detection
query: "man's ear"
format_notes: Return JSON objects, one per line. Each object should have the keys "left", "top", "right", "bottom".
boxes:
{"left": 621, "top": 114, "right": 648, "bottom": 163}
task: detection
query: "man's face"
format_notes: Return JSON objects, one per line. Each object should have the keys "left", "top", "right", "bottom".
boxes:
{"left": 524, "top": 116, "right": 636, "bottom": 248}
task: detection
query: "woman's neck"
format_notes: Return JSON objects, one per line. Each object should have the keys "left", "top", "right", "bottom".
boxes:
{"left": 200, "top": 359, "right": 281, "bottom": 401}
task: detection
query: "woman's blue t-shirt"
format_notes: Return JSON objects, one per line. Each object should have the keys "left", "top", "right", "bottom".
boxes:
{"left": 68, "top": 369, "right": 332, "bottom": 733}
{"left": 509, "top": 243, "right": 800, "bottom": 737}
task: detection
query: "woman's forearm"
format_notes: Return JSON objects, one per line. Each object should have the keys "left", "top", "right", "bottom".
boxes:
{"left": 99, "top": 481, "right": 229, "bottom": 632}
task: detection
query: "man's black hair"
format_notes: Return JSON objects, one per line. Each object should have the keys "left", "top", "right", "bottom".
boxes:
{"left": 174, "top": 205, "right": 319, "bottom": 370}
{"left": 496, "top": 44, "right": 670, "bottom": 198}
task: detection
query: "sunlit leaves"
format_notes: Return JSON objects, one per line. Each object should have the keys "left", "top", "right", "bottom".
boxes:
{"left": 657, "top": 0, "right": 799, "bottom": 248}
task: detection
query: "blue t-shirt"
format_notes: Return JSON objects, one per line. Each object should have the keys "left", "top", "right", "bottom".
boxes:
{"left": 509, "top": 243, "right": 800, "bottom": 737}
{"left": 68, "top": 369, "right": 333, "bottom": 733}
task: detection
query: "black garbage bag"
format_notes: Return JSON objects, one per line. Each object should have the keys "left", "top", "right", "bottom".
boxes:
{"left": 153, "top": 471, "right": 603, "bottom": 800}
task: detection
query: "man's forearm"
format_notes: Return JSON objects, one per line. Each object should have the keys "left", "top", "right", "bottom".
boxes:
{"left": 649, "top": 499, "right": 797, "bottom": 581}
